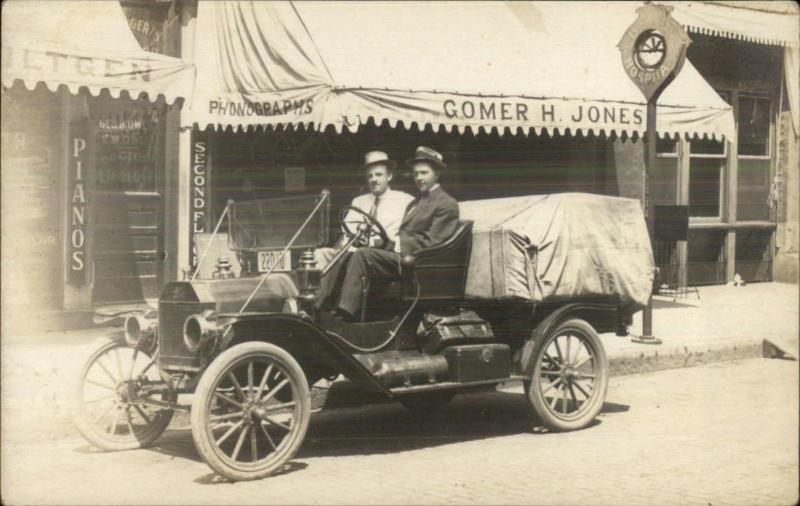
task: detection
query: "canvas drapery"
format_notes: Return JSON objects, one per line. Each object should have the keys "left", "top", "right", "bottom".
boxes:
{"left": 187, "top": 1, "right": 735, "bottom": 141}
{"left": 1, "top": 0, "right": 194, "bottom": 104}
{"left": 668, "top": 1, "right": 800, "bottom": 135}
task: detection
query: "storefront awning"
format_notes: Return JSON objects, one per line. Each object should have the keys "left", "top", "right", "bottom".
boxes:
{"left": 1, "top": 0, "right": 194, "bottom": 104}
{"left": 669, "top": 1, "right": 799, "bottom": 47}
{"left": 668, "top": 1, "right": 799, "bottom": 136}
{"left": 188, "top": 1, "right": 735, "bottom": 140}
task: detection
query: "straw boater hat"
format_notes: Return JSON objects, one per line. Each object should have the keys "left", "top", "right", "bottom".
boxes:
{"left": 361, "top": 151, "right": 397, "bottom": 171}
{"left": 406, "top": 146, "right": 446, "bottom": 170}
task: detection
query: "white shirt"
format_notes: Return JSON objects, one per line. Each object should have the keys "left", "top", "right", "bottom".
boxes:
{"left": 346, "top": 188, "right": 414, "bottom": 247}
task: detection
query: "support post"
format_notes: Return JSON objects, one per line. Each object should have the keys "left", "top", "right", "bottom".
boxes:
{"left": 618, "top": 2, "right": 690, "bottom": 345}
{"left": 632, "top": 99, "right": 663, "bottom": 344}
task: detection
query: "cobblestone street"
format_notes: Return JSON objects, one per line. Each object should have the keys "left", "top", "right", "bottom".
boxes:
{"left": 2, "top": 358, "right": 797, "bottom": 505}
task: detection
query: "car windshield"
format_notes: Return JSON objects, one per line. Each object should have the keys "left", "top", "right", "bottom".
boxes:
{"left": 228, "top": 193, "right": 330, "bottom": 251}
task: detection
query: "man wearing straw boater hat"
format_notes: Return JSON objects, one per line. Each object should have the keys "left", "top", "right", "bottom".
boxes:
{"left": 327, "top": 146, "right": 459, "bottom": 321}
{"left": 315, "top": 151, "right": 414, "bottom": 266}
{"left": 314, "top": 151, "right": 414, "bottom": 308}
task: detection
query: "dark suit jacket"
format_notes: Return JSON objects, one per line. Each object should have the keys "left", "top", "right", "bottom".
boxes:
{"left": 395, "top": 186, "right": 459, "bottom": 255}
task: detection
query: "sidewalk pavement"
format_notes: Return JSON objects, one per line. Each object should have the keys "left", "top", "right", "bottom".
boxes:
{"left": 602, "top": 281, "right": 798, "bottom": 375}
{"left": 2, "top": 282, "right": 797, "bottom": 442}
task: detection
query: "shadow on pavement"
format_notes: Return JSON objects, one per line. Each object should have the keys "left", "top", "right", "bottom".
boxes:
{"left": 192, "top": 462, "right": 309, "bottom": 485}
{"left": 140, "top": 390, "right": 630, "bottom": 466}
{"left": 600, "top": 401, "right": 630, "bottom": 413}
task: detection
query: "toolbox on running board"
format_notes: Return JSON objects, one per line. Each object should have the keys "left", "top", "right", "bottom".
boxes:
{"left": 441, "top": 343, "right": 511, "bottom": 383}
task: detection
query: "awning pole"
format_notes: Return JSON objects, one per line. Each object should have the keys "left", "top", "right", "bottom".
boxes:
{"left": 634, "top": 100, "right": 662, "bottom": 344}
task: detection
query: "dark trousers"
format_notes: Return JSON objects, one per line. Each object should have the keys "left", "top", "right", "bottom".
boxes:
{"left": 332, "top": 248, "right": 401, "bottom": 317}
{"left": 315, "top": 251, "right": 351, "bottom": 311}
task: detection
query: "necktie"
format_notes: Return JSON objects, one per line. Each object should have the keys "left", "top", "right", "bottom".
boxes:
{"left": 369, "top": 195, "right": 380, "bottom": 218}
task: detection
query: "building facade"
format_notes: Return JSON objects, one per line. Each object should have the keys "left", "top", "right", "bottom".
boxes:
{"left": 1, "top": 0, "right": 187, "bottom": 329}
{"left": 2, "top": 1, "right": 797, "bottom": 331}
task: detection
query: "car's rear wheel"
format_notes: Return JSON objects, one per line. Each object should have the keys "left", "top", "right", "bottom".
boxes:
{"left": 71, "top": 338, "right": 175, "bottom": 451}
{"left": 190, "top": 342, "right": 311, "bottom": 481}
{"left": 524, "top": 319, "right": 608, "bottom": 431}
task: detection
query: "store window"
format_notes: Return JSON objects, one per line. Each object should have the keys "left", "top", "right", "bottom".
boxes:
{"left": 737, "top": 96, "right": 771, "bottom": 157}
{"left": 687, "top": 229, "right": 727, "bottom": 285}
{"left": 653, "top": 135, "right": 678, "bottom": 206}
{"left": 688, "top": 137, "right": 726, "bottom": 219}
{"left": 736, "top": 95, "right": 772, "bottom": 221}
{"left": 687, "top": 91, "right": 729, "bottom": 219}
{"left": 735, "top": 229, "right": 772, "bottom": 282}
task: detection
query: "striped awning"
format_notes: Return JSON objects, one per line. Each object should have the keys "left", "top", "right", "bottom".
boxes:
{"left": 1, "top": 0, "right": 194, "bottom": 104}
{"left": 187, "top": 1, "right": 735, "bottom": 141}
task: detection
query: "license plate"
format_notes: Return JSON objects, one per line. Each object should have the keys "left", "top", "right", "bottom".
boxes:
{"left": 258, "top": 250, "right": 291, "bottom": 272}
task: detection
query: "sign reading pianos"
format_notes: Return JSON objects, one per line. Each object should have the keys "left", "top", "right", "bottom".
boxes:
{"left": 68, "top": 121, "right": 89, "bottom": 286}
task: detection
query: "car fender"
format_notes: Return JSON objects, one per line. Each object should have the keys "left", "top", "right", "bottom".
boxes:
{"left": 218, "top": 313, "right": 392, "bottom": 398}
{"left": 520, "top": 303, "right": 617, "bottom": 377}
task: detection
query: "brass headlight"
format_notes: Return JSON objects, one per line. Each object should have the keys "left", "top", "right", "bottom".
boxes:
{"left": 183, "top": 310, "right": 219, "bottom": 352}
{"left": 124, "top": 312, "right": 158, "bottom": 348}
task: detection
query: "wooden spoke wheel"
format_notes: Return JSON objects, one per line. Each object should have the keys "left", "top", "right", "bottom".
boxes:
{"left": 525, "top": 319, "right": 608, "bottom": 431}
{"left": 190, "top": 342, "right": 311, "bottom": 481}
{"left": 71, "top": 339, "right": 175, "bottom": 451}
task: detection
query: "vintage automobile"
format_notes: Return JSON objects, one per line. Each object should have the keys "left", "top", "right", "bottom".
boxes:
{"left": 72, "top": 190, "right": 654, "bottom": 481}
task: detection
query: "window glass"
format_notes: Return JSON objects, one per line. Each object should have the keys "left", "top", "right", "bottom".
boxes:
{"left": 738, "top": 96, "right": 770, "bottom": 156}
{"left": 737, "top": 159, "right": 771, "bottom": 221}
{"left": 689, "top": 158, "right": 722, "bottom": 217}
{"left": 690, "top": 137, "right": 725, "bottom": 156}
{"left": 656, "top": 137, "right": 677, "bottom": 155}
{"left": 92, "top": 99, "right": 161, "bottom": 193}
{"left": 652, "top": 157, "right": 678, "bottom": 206}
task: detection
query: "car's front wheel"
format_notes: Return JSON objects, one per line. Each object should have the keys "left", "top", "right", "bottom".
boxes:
{"left": 524, "top": 319, "right": 608, "bottom": 431}
{"left": 71, "top": 338, "right": 175, "bottom": 451}
{"left": 190, "top": 342, "right": 311, "bottom": 481}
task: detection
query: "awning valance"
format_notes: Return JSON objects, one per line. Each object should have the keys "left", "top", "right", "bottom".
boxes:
{"left": 669, "top": 1, "right": 799, "bottom": 47}
{"left": 668, "top": 1, "right": 799, "bottom": 137}
{"left": 188, "top": 1, "right": 735, "bottom": 141}
{"left": 1, "top": 0, "right": 194, "bottom": 104}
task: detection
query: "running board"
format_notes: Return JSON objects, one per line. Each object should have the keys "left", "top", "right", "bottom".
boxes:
{"left": 390, "top": 378, "right": 508, "bottom": 395}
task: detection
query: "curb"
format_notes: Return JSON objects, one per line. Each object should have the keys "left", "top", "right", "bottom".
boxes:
{"left": 608, "top": 342, "right": 764, "bottom": 377}
{"left": 606, "top": 338, "right": 787, "bottom": 377}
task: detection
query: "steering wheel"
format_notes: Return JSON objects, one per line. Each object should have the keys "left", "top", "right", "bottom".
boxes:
{"left": 340, "top": 205, "right": 389, "bottom": 248}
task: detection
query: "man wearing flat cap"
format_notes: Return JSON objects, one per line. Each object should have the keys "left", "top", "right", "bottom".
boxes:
{"left": 330, "top": 146, "right": 459, "bottom": 320}
{"left": 315, "top": 151, "right": 414, "bottom": 308}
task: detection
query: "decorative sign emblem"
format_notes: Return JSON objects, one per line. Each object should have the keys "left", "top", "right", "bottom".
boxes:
{"left": 618, "top": 3, "right": 691, "bottom": 101}
{"left": 634, "top": 30, "right": 666, "bottom": 70}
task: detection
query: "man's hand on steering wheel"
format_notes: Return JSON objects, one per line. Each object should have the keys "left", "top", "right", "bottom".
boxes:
{"left": 340, "top": 205, "right": 390, "bottom": 249}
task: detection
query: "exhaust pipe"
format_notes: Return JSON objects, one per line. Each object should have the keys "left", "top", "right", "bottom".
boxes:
{"left": 124, "top": 312, "right": 158, "bottom": 348}
{"left": 183, "top": 310, "right": 220, "bottom": 352}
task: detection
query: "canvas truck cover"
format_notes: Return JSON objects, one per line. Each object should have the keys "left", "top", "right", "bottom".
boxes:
{"left": 459, "top": 193, "right": 655, "bottom": 310}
